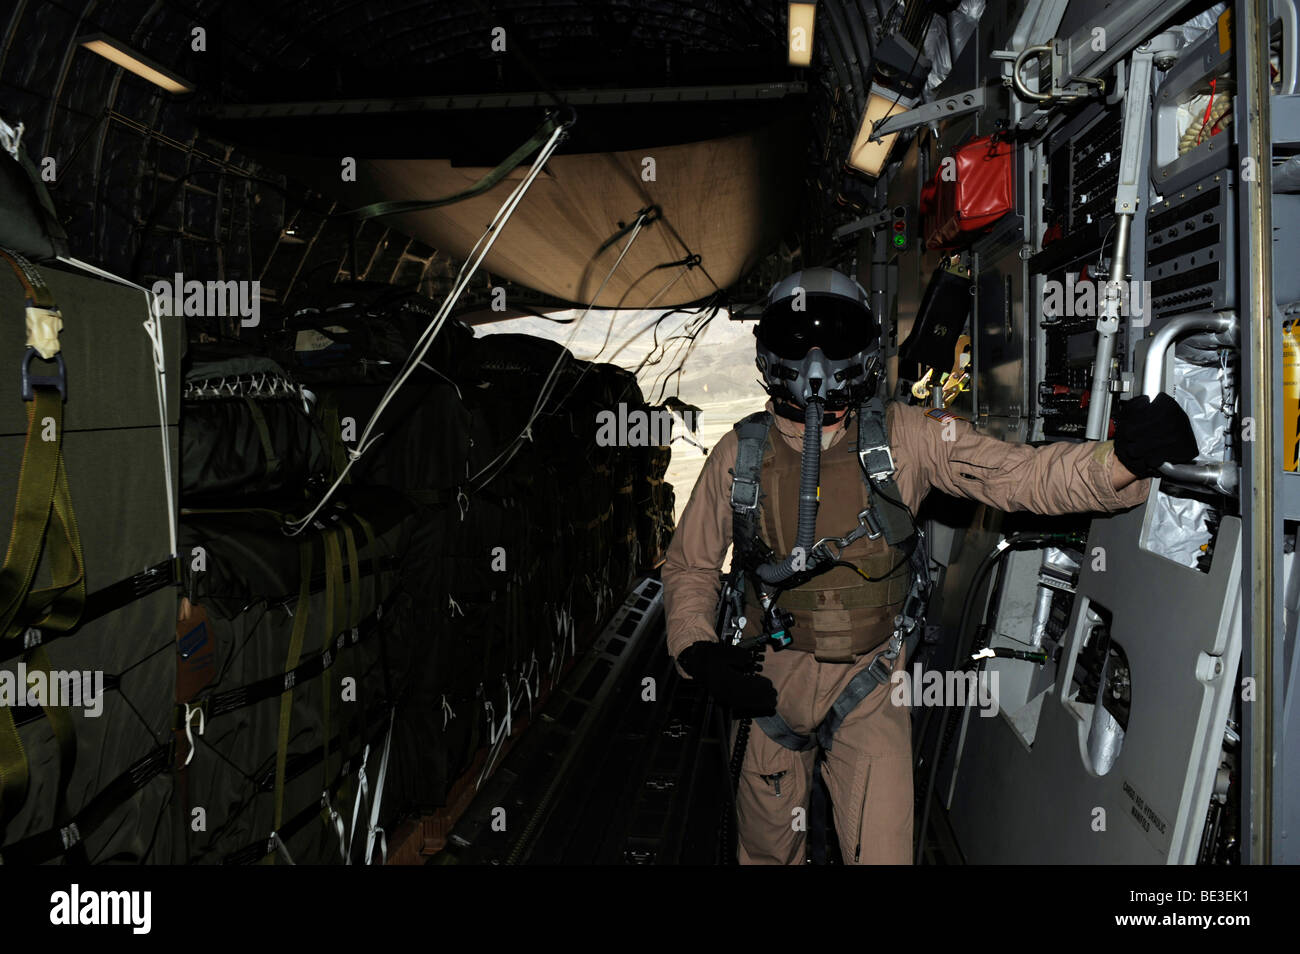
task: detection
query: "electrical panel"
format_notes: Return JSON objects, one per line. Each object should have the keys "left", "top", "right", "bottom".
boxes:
{"left": 1146, "top": 170, "right": 1237, "bottom": 320}
{"left": 1028, "top": 104, "right": 1128, "bottom": 439}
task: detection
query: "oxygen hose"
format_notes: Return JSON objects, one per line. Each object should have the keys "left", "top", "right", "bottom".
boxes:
{"left": 756, "top": 398, "right": 823, "bottom": 585}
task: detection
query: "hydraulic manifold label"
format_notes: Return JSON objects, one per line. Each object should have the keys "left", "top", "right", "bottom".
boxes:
{"left": 1121, "top": 778, "right": 1172, "bottom": 854}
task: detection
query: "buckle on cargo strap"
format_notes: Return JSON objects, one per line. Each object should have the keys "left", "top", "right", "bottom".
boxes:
{"left": 20, "top": 346, "right": 66, "bottom": 401}
{"left": 858, "top": 443, "right": 895, "bottom": 479}
{"left": 59, "top": 822, "right": 81, "bottom": 850}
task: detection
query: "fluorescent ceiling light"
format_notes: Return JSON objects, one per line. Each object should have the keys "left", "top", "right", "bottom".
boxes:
{"left": 80, "top": 34, "right": 194, "bottom": 94}
{"left": 788, "top": 2, "right": 817, "bottom": 68}
{"left": 848, "top": 86, "right": 912, "bottom": 177}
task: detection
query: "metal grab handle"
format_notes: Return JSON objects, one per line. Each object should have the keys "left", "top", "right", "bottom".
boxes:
{"left": 1140, "top": 311, "right": 1239, "bottom": 494}
{"left": 1012, "top": 44, "right": 1054, "bottom": 102}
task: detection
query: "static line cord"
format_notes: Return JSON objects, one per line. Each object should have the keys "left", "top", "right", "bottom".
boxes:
{"left": 488, "top": 265, "right": 712, "bottom": 486}
{"left": 530, "top": 258, "right": 694, "bottom": 441}
{"left": 512, "top": 210, "right": 651, "bottom": 427}
{"left": 143, "top": 300, "right": 178, "bottom": 559}
{"left": 915, "top": 535, "right": 1009, "bottom": 864}
{"left": 464, "top": 208, "right": 652, "bottom": 491}
{"left": 384, "top": 121, "right": 565, "bottom": 386}
{"left": 285, "top": 120, "right": 568, "bottom": 534}
{"left": 582, "top": 260, "right": 692, "bottom": 364}
{"left": 362, "top": 122, "right": 568, "bottom": 449}
{"left": 647, "top": 304, "right": 719, "bottom": 404}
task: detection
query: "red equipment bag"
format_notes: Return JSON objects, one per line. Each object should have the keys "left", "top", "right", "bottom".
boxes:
{"left": 924, "top": 135, "right": 1014, "bottom": 249}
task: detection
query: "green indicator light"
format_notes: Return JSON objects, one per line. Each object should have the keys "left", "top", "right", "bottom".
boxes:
{"left": 893, "top": 233, "right": 907, "bottom": 247}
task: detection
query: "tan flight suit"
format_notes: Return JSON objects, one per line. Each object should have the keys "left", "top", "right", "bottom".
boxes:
{"left": 662, "top": 399, "right": 1150, "bottom": 865}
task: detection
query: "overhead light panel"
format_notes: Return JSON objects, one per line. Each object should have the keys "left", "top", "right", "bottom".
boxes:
{"left": 80, "top": 34, "right": 194, "bottom": 94}
{"left": 788, "top": 2, "right": 817, "bottom": 67}
{"left": 848, "top": 85, "right": 913, "bottom": 178}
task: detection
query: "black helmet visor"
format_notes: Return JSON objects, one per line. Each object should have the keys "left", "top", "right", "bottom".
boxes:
{"left": 756, "top": 294, "right": 879, "bottom": 361}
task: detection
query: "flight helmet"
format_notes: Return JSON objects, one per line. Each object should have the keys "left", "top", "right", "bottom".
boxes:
{"left": 754, "top": 266, "right": 882, "bottom": 410}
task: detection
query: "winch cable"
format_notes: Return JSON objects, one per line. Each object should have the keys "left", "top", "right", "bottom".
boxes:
{"left": 284, "top": 117, "right": 568, "bottom": 534}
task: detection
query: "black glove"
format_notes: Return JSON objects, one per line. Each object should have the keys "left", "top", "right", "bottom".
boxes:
{"left": 1113, "top": 393, "right": 1200, "bottom": 478}
{"left": 677, "top": 642, "right": 778, "bottom": 717}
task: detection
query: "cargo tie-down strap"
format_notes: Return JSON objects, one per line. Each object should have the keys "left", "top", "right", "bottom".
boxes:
{"left": 320, "top": 518, "right": 369, "bottom": 798}
{"left": 0, "top": 558, "right": 178, "bottom": 665}
{"left": 178, "top": 522, "right": 395, "bottom": 864}
{"left": 0, "top": 247, "right": 84, "bottom": 841}
{"left": 320, "top": 528, "right": 344, "bottom": 797}
{"left": 269, "top": 543, "right": 314, "bottom": 848}
{"left": 0, "top": 742, "right": 170, "bottom": 864}
{"left": 218, "top": 705, "right": 393, "bottom": 865}
{"left": 172, "top": 593, "right": 396, "bottom": 733}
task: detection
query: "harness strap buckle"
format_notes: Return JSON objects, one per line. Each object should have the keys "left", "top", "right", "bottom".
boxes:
{"left": 858, "top": 443, "right": 895, "bottom": 479}
{"left": 867, "top": 651, "right": 895, "bottom": 685}
{"left": 729, "top": 472, "right": 761, "bottom": 511}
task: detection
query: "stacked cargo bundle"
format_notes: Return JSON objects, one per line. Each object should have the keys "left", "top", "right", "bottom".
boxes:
{"left": 0, "top": 251, "right": 676, "bottom": 863}
{"left": 0, "top": 255, "right": 182, "bottom": 864}
{"left": 172, "top": 345, "right": 411, "bottom": 863}
{"left": 0, "top": 114, "right": 676, "bottom": 863}
{"left": 280, "top": 288, "right": 677, "bottom": 823}
{"left": 174, "top": 491, "right": 415, "bottom": 864}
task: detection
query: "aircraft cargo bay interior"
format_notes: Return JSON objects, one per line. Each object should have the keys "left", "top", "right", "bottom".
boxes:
{"left": 0, "top": 0, "right": 1295, "bottom": 915}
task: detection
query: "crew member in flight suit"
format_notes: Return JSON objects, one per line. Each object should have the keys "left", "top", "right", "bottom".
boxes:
{"left": 661, "top": 267, "right": 1198, "bottom": 864}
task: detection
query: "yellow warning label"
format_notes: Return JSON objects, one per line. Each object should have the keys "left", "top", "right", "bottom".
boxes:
{"left": 1218, "top": 8, "right": 1232, "bottom": 55}
{"left": 1284, "top": 317, "right": 1300, "bottom": 471}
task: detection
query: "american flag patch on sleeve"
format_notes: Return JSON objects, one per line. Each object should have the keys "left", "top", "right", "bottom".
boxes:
{"left": 924, "top": 407, "right": 961, "bottom": 425}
